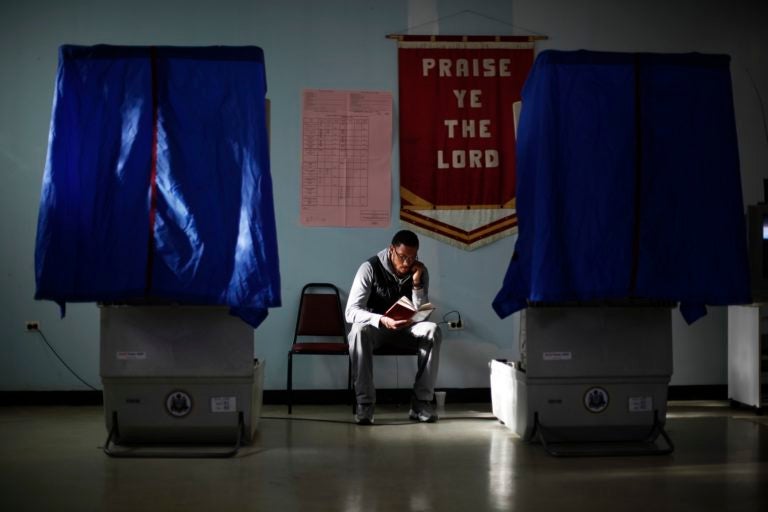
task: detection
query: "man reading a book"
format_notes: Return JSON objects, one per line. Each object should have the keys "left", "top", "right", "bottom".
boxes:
{"left": 345, "top": 230, "right": 442, "bottom": 425}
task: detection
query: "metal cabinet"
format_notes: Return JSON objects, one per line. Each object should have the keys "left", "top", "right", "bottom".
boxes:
{"left": 728, "top": 305, "right": 768, "bottom": 412}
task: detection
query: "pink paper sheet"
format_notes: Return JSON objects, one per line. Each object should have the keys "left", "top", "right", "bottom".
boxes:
{"left": 300, "top": 89, "right": 392, "bottom": 227}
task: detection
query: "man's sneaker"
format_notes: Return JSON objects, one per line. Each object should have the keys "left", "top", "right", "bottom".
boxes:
{"left": 409, "top": 398, "right": 438, "bottom": 423}
{"left": 355, "top": 403, "right": 375, "bottom": 425}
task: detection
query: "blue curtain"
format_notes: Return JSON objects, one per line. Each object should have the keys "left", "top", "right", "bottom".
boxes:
{"left": 493, "top": 50, "right": 750, "bottom": 324}
{"left": 35, "top": 45, "right": 280, "bottom": 328}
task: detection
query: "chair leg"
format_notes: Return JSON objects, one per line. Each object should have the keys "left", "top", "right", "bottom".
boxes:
{"left": 347, "top": 358, "right": 352, "bottom": 405}
{"left": 287, "top": 351, "right": 293, "bottom": 414}
{"left": 349, "top": 358, "right": 356, "bottom": 414}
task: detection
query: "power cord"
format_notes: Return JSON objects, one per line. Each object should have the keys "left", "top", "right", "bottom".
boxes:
{"left": 31, "top": 329, "right": 99, "bottom": 391}
{"left": 441, "top": 310, "right": 463, "bottom": 329}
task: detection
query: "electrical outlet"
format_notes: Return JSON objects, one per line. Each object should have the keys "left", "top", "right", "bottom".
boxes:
{"left": 25, "top": 321, "right": 40, "bottom": 332}
{"left": 447, "top": 319, "right": 464, "bottom": 330}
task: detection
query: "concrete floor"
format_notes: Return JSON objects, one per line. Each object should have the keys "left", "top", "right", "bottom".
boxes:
{"left": 0, "top": 401, "right": 766, "bottom": 511}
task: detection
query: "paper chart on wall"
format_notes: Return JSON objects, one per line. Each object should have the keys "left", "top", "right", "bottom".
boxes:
{"left": 300, "top": 89, "right": 392, "bottom": 227}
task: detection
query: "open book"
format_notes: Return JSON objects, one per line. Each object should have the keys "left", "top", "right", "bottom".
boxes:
{"left": 384, "top": 296, "right": 436, "bottom": 322}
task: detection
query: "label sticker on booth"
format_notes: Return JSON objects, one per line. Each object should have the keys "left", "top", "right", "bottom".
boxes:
{"left": 211, "top": 396, "right": 237, "bottom": 413}
{"left": 543, "top": 351, "right": 572, "bottom": 361}
{"left": 628, "top": 396, "right": 653, "bottom": 412}
{"left": 116, "top": 351, "right": 147, "bottom": 360}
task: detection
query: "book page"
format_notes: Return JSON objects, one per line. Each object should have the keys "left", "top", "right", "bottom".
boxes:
{"left": 384, "top": 297, "right": 435, "bottom": 322}
{"left": 384, "top": 297, "right": 416, "bottom": 321}
{"left": 411, "top": 307, "right": 435, "bottom": 323}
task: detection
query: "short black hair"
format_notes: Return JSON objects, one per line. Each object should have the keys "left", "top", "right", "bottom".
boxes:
{"left": 391, "top": 229, "right": 419, "bottom": 249}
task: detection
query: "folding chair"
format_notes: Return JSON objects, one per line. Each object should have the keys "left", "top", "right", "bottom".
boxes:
{"left": 287, "top": 283, "right": 351, "bottom": 413}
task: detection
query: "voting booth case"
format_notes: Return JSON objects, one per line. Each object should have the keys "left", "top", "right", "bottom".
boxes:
{"left": 100, "top": 306, "right": 264, "bottom": 457}
{"left": 491, "top": 306, "right": 674, "bottom": 456}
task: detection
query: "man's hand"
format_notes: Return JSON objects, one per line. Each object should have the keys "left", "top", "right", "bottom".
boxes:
{"left": 381, "top": 316, "right": 412, "bottom": 330}
{"left": 411, "top": 261, "right": 425, "bottom": 288}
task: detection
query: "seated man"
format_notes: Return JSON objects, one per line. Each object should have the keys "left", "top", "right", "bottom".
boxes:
{"left": 345, "top": 229, "right": 442, "bottom": 425}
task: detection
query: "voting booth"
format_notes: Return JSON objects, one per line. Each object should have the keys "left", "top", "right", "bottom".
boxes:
{"left": 489, "top": 50, "right": 751, "bottom": 456}
{"left": 100, "top": 306, "right": 264, "bottom": 457}
{"left": 33, "top": 45, "right": 281, "bottom": 457}
{"left": 491, "top": 306, "right": 674, "bottom": 456}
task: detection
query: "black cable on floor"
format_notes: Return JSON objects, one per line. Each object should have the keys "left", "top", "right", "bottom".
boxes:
{"left": 33, "top": 329, "right": 99, "bottom": 391}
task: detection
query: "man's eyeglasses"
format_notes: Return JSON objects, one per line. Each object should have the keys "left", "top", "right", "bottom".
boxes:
{"left": 391, "top": 249, "right": 418, "bottom": 265}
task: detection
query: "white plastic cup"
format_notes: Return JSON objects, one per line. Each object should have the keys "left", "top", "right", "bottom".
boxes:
{"left": 435, "top": 391, "right": 446, "bottom": 412}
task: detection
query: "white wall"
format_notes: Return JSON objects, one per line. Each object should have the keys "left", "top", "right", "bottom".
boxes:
{"left": 0, "top": 0, "right": 765, "bottom": 391}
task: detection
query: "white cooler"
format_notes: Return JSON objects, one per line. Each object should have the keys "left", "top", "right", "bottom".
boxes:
{"left": 491, "top": 306, "right": 674, "bottom": 455}
{"left": 100, "top": 305, "right": 263, "bottom": 455}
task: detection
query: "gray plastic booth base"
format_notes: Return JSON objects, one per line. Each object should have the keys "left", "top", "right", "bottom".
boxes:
{"left": 101, "top": 364, "right": 264, "bottom": 458}
{"left": 532, "top": 411, "right": 674, "bottom": 457}
{"left": 99, "top": 305, "right": 264, "bottom": 458}
{"left": 490, "top": 306, "right": 675, "bottom": 457}
{"left": 103, "top": 411, "right": 246, "bottom": 458}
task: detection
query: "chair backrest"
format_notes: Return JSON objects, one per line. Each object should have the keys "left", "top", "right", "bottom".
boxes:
{"left": 294, "top": 283, "right": 346, "bottom": 342}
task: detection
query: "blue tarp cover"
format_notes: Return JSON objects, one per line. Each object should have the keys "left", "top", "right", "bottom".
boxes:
{"left": 35, "top": 45, "right": 281, "bottom": 328}
{"left": 493, "top": 50, "right": 750, "bottom": 324}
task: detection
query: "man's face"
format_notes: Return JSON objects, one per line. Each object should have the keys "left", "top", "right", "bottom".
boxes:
{"left": 389, "top": 243, "right": 418, "bottom": 276}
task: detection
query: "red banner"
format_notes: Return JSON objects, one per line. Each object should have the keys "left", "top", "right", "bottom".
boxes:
{"left": 398, "top": 41, "right": 533, "bottom": 249}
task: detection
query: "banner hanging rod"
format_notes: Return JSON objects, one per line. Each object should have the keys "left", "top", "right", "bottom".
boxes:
{"left": 385, "top": 34, "right": 548, "bottom": 42}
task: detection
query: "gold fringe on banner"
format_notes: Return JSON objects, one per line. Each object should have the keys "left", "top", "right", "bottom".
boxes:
{"left": 400, "top": 208, "right": 519, "bottom": 251}
{"left": 386, "top": 34, "right": 546, "bottom": 43}
{"left": 397, "top": 40, "right": 535, "bottom": 50}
